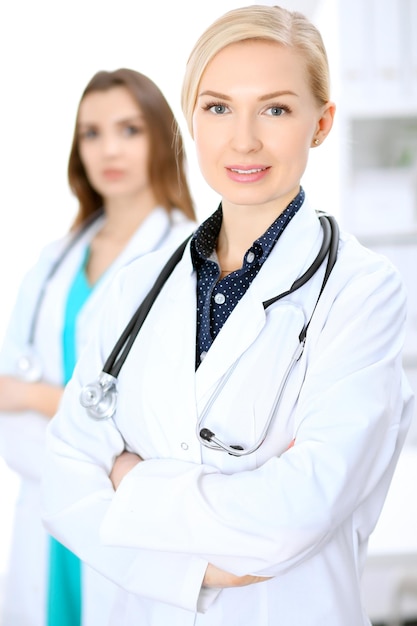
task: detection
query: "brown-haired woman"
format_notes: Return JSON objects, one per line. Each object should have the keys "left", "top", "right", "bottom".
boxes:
{"left": 0, "top": 67, "right": 196, "bottom": 626}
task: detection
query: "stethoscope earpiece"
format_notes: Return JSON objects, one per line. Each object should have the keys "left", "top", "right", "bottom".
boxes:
{"left": 80, "top": 372, "right": 118, "bottom": 420}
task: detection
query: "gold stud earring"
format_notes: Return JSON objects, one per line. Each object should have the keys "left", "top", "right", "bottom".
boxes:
{"left": 314, "top": 138, "right": 320, "bottom": 145}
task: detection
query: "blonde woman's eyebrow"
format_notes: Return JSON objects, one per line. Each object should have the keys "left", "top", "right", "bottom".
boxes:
{"left": 197, "top": 89, "right": 298, "bottom": 102}
{"left": 197, "top": 90, "right": 232, "bottom": 100}
{"left": 259, "top": 90, "right": 298, "bottom": 101}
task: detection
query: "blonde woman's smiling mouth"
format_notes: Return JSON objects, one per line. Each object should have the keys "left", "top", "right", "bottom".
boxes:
{"left": 226, "top": 165, "right": 270, "bottom": 182}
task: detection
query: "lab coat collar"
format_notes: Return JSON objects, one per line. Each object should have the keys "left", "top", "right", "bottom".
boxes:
{"left": 197, "top": 206, "right": 321, "bottom": 395}
{"left": 158, "top": 200, "right": 323, "bottom": 399}
{"left": 79, "top": 207, "right": 175, "bottom": 318}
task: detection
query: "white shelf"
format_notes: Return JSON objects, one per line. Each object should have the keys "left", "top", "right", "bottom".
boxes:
{"left": 358, "top": 231, "right": 417, "bottom": 247}
{"left": 337, "top": 0, "right": 417, "bottom": 423}
{"left": 339, "top": 102, "right": 417, "bottom": 120}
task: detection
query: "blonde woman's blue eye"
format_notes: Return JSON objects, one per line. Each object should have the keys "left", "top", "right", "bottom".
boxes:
{"left": 210, "top": 104, "right": 227, "bottom": 114}
{"left": 268, "top": 106, "right": 285, "bottom": 116}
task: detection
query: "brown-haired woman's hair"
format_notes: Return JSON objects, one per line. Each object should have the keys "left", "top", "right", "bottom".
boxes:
{"left": 68, "top": 68, "right": 195, "bottom": 229}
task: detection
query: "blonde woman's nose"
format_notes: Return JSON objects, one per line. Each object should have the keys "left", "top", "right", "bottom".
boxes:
{"left": 230, "top": 114, "right": 262, "bottom": 153}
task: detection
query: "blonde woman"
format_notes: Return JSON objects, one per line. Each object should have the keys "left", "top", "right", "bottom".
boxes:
{"left": 42, "top": 7, "right": 413, "bottom": 626}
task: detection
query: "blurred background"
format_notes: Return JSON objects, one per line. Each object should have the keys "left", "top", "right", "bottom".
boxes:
{"left": 0, "top": 0, "right": 416, "bottom": 624}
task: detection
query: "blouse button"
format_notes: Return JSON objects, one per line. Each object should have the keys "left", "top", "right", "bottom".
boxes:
{"left": 247, "top": 251, "right": 255, "bottom": 263}
{"left": 214, "top": 293, "right": 226, "bottom": 305}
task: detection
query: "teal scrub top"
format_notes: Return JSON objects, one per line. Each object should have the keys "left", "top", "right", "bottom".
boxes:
{"left": 47, "top": 249, "right": 93, "bottom": 626}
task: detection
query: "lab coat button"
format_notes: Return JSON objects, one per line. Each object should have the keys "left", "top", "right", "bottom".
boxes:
{"left": 214, "top": 293, "right": 226, "bottom": 304}
{"left": 181, "top": 442, "right": 189, "bottom": 450}
{"left": 247, "top": 251, "right": 255, "bottom": 263}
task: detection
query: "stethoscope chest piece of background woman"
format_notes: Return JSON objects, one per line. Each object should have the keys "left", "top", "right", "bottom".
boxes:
{"left": 80, "top": 213, "right": 339, "bottom": 456}
{"left": 15, "top": 348, "right": 44, "bottom": 383}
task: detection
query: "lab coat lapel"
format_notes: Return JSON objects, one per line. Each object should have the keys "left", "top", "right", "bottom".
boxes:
{"left": 150, "top": 242, "right": 268, "bottom": 399}
{"left": 36, "top": 217, "right": 105, "bottom": 384}
{"left": 195, "top": 201, "right": 323, "bottom": 400}
{"left": 151, "top": 201, "right": 323, "bottom": 404}
{"left": 150, "top": 247, "right": 198, "bottom": 376}
{"left": 80, "top": 207, "right": 172, "bottom": 318}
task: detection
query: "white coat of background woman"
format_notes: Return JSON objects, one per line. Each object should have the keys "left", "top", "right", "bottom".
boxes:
{"left": 42, "top": 7, "right": 414, "bottom": 626}
{"left": 0, "top": 68, "right": 196, "bottom": 626}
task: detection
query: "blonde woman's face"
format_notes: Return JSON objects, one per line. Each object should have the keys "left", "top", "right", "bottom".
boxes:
{"left": 192, "top": 40, "right": 334, "bottom": 214}
{"left": 77, "top": 86, "right": 152, "bottom": 204}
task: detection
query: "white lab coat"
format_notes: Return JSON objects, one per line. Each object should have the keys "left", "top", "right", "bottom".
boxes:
{"left": 0, "top": 207, "right": 195, "bottom": 626}
{"left": 42, "top": 200, "right": 414, "bottom": 626}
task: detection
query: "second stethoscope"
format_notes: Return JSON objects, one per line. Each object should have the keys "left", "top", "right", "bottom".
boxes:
{"left": 15, "top": 211, "right": 104, "bottom": 382}
{"left": 80, "top": 214, "right": 340, "bottom": 456}
{"left": 15, "top": 210, "right": 171, "bottom": 383}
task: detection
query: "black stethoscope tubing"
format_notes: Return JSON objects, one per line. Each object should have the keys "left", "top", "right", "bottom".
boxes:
{"left": 102, "top": 234, "right": 192, "bottom": 378}
{"left": 101, "top": 213, "right": 339, "bottom": 380}
{"left": 197, "top": 213, "right": 339, "bottom": 454}
{"left": 263, "top": 213, "right": 338, "bottom": 342}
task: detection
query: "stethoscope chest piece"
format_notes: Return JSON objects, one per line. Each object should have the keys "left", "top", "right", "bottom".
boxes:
{"left": 16, "top": 348, "right": 43, "bottom": 382}
{"left": 79, "top": 372, "right": 118, "bottom": 420}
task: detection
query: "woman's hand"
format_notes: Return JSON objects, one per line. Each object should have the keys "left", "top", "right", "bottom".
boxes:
{"left": 108, "top": 455, "right": 273, "bottom": 585}
{"left": 203, "top": 563, "right": 272, "bottom": 588}
{"left": 110, "top": 451, "right": 143, "bottom": 490}
{"left": 0, "top": 375, "right": 63, "bottom": 417}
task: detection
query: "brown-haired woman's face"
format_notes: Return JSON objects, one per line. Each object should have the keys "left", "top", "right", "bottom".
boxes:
{"left": 77, "top": 86, "right": 152, "bottom": 204}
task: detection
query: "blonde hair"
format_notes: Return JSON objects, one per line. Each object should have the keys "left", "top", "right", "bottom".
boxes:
{"left": 181, "top": 4, "right": 330, "bottom": 133}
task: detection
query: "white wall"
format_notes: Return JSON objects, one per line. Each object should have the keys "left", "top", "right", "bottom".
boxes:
{"left": 0, "top": 0, "right": 336, "bottom": 582}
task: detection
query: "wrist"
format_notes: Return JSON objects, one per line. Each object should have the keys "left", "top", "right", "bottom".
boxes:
{"left": 25, "top": 381, "right": 63, "bottom": 417}
{"left": 18, "top": 379, "right": 32, "bottom": 411}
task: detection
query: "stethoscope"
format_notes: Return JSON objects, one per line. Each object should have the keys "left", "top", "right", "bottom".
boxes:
{"left": 15, "top": 211, "right": 104, "bottom": 382}
{"left": 15, "top": 209, "right": 171, "bottom": 383}
{"left": 80, "top": 213, "right": 339, "bottom": 456}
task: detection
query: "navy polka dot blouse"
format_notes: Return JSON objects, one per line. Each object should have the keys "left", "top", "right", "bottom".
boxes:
{"left": 191, "top": 188, "right": 305, "bottom": 369}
